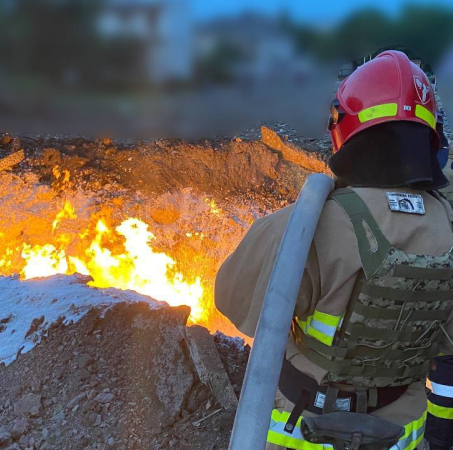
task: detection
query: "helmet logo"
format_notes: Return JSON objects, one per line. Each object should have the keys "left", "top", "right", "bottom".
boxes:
{"left": 414, "top": 76, "right": 431, "bottom": 104}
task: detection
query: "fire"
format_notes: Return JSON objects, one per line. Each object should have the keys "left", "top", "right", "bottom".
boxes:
{"left": 205, "top": 198, "right": 221, "bottom": 215}
{"left": 0, "top": 170, "right": 259, "bottom": 340}
{"left": 11, "top": 201, "right": 206, "bottom": 323}
{"left": 52, "top": 200, "right": 77, "bottom": 231}
{"left": 21, "top": 244, "right": 68, "bottom": 279}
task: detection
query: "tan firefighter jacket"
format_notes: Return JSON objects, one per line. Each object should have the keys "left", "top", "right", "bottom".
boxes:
{"left": 215, "top": 186, "right": 453, "bottom": 432}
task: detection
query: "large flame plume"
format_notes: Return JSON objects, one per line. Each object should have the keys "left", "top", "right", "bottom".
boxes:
{"left": 0, "top": 168, "right": 258, "bottom": 336}
{"left": 3, "top": 201, "right": 207, "bottom": 321}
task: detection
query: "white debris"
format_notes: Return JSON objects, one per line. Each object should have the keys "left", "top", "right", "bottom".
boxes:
{"left": 0, "top": 274, "right": 166, "bottom": 365}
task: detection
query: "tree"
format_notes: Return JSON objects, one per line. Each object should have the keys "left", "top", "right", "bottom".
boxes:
{"left": 288, "top": 5, "right": 453, "bottom": 69}
{"left": 0, "top": 0, "right": 104, "bottom": 85}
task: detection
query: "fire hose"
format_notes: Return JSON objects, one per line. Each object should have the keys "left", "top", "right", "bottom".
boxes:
{"left": 228, "top": 173, "right": 335, "bottom": 450}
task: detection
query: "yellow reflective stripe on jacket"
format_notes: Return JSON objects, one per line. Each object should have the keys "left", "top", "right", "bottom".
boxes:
{"left": 391, "top": 411, "right": 426, "bottom": 450}
{"left": 268, "top": 409, "right": 426, "bottom": 450}
{"left": 298, "top": 310, "right": 342, "bottom": 346}
{"left": 358, "top": 103, "right": 398, "bottom": 123}
{"left": 428, "top": 400, "right": 453, "bottom": 419}
{"left": 267, "top": 410, "right": 333, "bottom": 450}
{"left": 415, "top": 104, "right": 436, "bottom": 129}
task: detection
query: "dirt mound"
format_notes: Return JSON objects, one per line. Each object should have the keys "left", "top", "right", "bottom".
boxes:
{"left": 0, "top": 124, "right": 329, "bottom": 202}
{"left": 0, "top": 300, "right": 249, "bottom": 450}
{"left": 0, "top": 125, "right": 330, "bottom": 340}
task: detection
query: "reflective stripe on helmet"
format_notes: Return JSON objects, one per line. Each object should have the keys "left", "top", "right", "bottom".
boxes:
{"left": 267, "top": 409, "right": 426, "bottom": 450}
{"left": 358, "top": 103, "right": 398, "bottom": 124}
{"left": 415, "top": 104, "right": 436, "bottom": 129}
{"left": 430, "top": 381, "right": 453, "bottom": 399}
{"left": 298, "top": 310, "right": 343, "bottom": 346}
{"left": 428, "top": 400, "right": 453, "bottom": 419}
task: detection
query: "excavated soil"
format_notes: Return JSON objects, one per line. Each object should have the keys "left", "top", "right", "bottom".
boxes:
{"left": 0, "top": 302, "right": 250, "bottom": 450}
{"left": 1, "top": 125, "right": 320, "bottom": 450}
{"left": 0, "top": 125, "right": 329, "bottom": 338}
{"left": 0, "top": 123, "right": 329, "bottom": 201}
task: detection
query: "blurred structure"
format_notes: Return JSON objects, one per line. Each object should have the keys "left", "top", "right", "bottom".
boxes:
{"left": 437, "top": 45, "right": 453, "bottom": 133}
{"left": 97, "top": 0, "right": 193, "bottom": 84}
{"left": 0, "top": 1, "right": 451, "bottom": 139}
{"left": 196, "top": 15, "right": 313, "bottom": 84}
{"left": 338, "top": 63, "right": 355, "bottom": 80}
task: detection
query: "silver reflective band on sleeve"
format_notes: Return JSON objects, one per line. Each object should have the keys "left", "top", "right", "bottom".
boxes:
{"left": 391, "top": 411, "right": 426, "bottom": 450}
{"left": 430, "top": 381, "right": 453, "bottom": 398}
{"left": 391, "top": 420, "right": 425, "bottom": 450}
{"left": 309, "top": 319, "right": 337, "bottom": 338}
{"left": 300, "top": 310, "right": 343, "bottom": 346}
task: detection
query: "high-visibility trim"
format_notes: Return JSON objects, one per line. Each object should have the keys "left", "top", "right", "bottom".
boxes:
{"left": 298, "top": 310, "right": 342, "bottom": 346}
{"left": 267, "top": 410, "right": 333, "bottom": 450}
{"left": 430, "top": 381, "right": 453, "bottom": 398}
{"left": 391, "top": 411, "right": 426, "bottom": 450}
{"left": 313, "top": 310, "right": 342, "bottom": 328}
{"left": 428, "top": 400, "right": 453, "bottom": 419}
{"left": 307, "top": 326, "right": 335, "bottom": 346}
{"left": 415, "top": 104, "right": 436, "bottom": 129}
{"left": 358, "top": 103, "right": 398, "bottom": 124}
{"left": 268, "top": 409, "right": 426, "bottom": 450}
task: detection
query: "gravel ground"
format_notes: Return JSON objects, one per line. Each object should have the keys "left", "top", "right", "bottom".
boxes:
{"left": 0, "top": 301, "right": 250, "bottom": 450}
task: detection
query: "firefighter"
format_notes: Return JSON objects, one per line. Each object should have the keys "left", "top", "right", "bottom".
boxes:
{"left": 425, "top": 114, "right": 453, "bottom": 450}
{"left": 215, "top": 50, "right": 453, "bottom": 450}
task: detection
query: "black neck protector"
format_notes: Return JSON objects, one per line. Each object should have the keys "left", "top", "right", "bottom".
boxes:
{"left": 329, "top": 121, "right": 449, "bottom": 191}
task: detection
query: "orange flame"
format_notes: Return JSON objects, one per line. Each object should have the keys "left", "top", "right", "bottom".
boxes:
{"left": 52, "top": 200, "right": 77, "bottom": 231}
{"left": 14, "top": 201, "right": 206, "bottom": 322}
{"left": 21, "top": 244, "right": 68, "bottom": 279}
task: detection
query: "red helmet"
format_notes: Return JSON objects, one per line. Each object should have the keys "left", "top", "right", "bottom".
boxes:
{"left": 329, "top": 50, "right": 440, "bottom": 153}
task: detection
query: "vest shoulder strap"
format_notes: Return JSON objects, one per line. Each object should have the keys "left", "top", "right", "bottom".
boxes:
{"left": 329, "top": 188, "right": 392, "bottom": 278}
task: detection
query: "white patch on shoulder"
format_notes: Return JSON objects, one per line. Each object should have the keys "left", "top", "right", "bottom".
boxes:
{"left": 386, "top": 192, "right": 425, "bottom": 215}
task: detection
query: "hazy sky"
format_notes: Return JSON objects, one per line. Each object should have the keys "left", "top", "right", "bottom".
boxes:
{"left": 192, "top": 0, "right": 453, "bottom": 23}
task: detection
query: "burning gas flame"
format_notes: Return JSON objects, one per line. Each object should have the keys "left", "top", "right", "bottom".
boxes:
{"left": 21, "top": 244, "right": 68, "bottom": 279}
{"left": 5, "top": 200, "right": 206, "bottom": 322}
{"left": 205, "top": 198, "right": 221, "bottom": 215}
{"left": 52, "top": 200, "right": 76, "bottom": 231}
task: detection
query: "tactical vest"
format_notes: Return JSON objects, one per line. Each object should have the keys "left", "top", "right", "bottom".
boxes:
{"left": 292, "top": 188, "right": 453, "bottom": 388}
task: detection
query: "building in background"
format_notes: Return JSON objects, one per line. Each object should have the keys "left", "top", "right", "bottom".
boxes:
{"left": 97, "top": 0, "right": 193, "bottom": 84}
{"left": 196, "top": 14, "right": 313, "bottom": 84}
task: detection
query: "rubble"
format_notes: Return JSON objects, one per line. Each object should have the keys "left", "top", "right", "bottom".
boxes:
{"left": 261, "top": 125, "right": 330, "bottom": 174}
{"left": 185, "top": 326, "right": 238, "bottom": 410}
{"left": 0, "top": 275, "right": 166, "bottom": 366}
{"left": 0, "top": 276, "right": 250, "bottom": 450}
{"left": 0, "top": 150, "right": 25, "bottom": 172}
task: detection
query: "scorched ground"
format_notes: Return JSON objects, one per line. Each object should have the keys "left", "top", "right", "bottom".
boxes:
{"left": 0, "top": 126, "right": 327, "bottom": 450}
